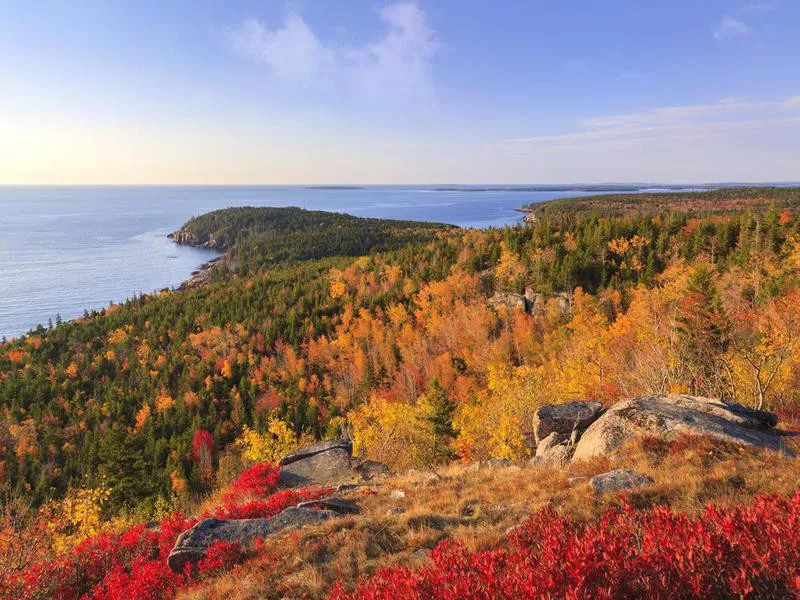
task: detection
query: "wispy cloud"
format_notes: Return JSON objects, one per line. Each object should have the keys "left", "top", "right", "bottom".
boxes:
{"left": 785, "top": 96, "right": 800, "bottom": 109}
{"left": 582, "top": 98, "right": 760, "bottom": 129}
{"left": 713, "top": 16, "right": 750, "bottom": 41}
{"left": 741, "top": 1, "right": 779, "bottom": 14}
{"left": 509, "top": 96, "right": 800, "bottom": 148}
{"left": 226, "top": 2, "right": 439, "bottom": 104}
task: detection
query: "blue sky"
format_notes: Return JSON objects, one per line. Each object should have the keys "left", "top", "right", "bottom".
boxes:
{"left": 1, "top": 1, "right": 798, "bottom": 183}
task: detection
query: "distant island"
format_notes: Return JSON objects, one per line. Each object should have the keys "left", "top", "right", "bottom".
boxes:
{"left": 304, "top": 185, "right": 365, "bottom": 190}
{"left": 434, "top": 185, "right": 643, "bottom": 192}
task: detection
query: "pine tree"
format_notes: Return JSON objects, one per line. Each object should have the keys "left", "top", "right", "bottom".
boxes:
{"left": 676, "top": 264, "right": 730, "bottom": 397}
{"left": 425, "top": 380, "right": 456, "bottom": 462}
{"left": 97, "top": 428, "right": 153, "bottom": 512}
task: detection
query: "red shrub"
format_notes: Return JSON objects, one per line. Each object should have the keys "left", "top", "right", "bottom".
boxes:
{"left": 2, "top": 469, "right": 326, "bottom": 600}
{"left": 331, "top": 492, "right": 800, "bottom": 600}
{"left": 197, "top": 540, "right": 243, "bottom": 576}
{"left": 213, "top": 487, "right": 331, "bottom": 520}
{"left": 7, "top": 525, "right": 155, "bottom": 599}
{"left": 221, "top": 463, "right": 281, "bottom": 506}
{"left": 156, "top": 511, "right": 199, "bottom": 561}
{"left": 92, "top": 557, "right": 185, "bottom": 600}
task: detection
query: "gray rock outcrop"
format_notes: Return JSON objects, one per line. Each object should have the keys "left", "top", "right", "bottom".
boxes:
{"left": 279, "top": 439, "right": 390, "bottom": 487}
{"left": 295, "top": 497, "right": 360, "bottom": 515}
{"left": 572, "top": 394, "right": 787, "bottom": 462}
{"left": 279, "top": 439, "right": 353, "bottom": 466}
{"left": 533, "top": 401, "right": 604, "bottom": 446}
{"left": 487, "top": 458, "right": 513, "bottom": 469}
{"left": 489, "top": 288, "right": 573, "bottom": 315}
{"left": 535, "top": 432, "right": 571, "bottom": 464}
{"left": 354, "top": 459, "right": 391, "bottom": 480}
{"left": 167, "top": 507, "right": 336, "bottom": 573}
{"left": 488, "top": 292, "right": 527, "bottom": 312}
{"left": 590, "top": 469, "right": 653, "bottom": 495}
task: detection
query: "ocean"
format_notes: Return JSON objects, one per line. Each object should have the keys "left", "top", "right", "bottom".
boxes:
{"left": 0, "top": 184, "right": 682, "bottom": 340}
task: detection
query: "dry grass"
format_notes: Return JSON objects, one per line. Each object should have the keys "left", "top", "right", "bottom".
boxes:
{"left": 179, "top": 432, "right": 800, "bottom": 600}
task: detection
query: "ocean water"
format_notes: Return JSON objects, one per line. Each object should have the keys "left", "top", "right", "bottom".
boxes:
{"left": 0, "top": 184, "right": 670, "bottom": 340}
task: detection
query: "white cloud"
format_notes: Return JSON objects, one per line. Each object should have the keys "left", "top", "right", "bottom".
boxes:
{"left": 227, "top": 14, "right": 336, "bottom": 87}
{"left": 226, "top": 3, "right": 439, "bottom": 103}
{"left": 582, "top": 98, "right": 758, "bottom": 129}
{"left": 509, "top": 95, "right": 800, "bottom": 148}
{"left": 511, "top": 118, "right": 800, "bottom": 147}
{"left": 348, "top": 3, "right": 439, "bottom": 102}
{"left": 713, "top": 16, "right": 750, "bottom": 41}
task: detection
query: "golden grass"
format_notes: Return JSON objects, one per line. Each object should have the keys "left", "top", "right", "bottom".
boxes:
{"left": 179, "top": 432, "right": 800, "bottom": 600}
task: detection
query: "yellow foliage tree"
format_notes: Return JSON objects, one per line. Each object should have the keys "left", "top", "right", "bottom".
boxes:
{"left": 494, "top": 241, "right": 526, "bottom": 289}
{"left": 44, "top": 484, "right": 131, "bottom": 553}
{"left": 349, "top": 394, "right": 440, "bottom": 471}
{"left": 235, "top": 419, "right": 311, "bottom": 464}
{"left": 453, "top": 364, "right": 543, "bottom": 461}
{"left": 330, "top": 280, "right": 347, "bottom": 299}
{"left": 170, "top": 470, "right": 188, "bottom": 495}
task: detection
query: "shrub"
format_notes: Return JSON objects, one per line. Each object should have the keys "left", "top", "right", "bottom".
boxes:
{"left": 1, "top": 462, "right": 329, "bottom": 600}
{"left": 197, "top": 540, "right": 243, "bottom": 576}
{"left": 332, "top": 492, "right": 800, "bottom": 599}
{"left": 220, "top": 463, "right": 281, "bottom": 506}
{"left": 213, "top": 487, "right": 331, "bottom": 520}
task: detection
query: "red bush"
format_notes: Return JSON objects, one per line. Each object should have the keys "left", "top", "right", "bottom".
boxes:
{"left": 331, "top": 492, "right": 800, "bottom": 600}
{"left": 1, "top": 462, "right": 319, "bottom": 600}
{"left": 213, "top": 487, "right": 331, "bottom": 520}
{"left": 221, "top": 463, "right": 281, "bottom": 506}
{"left": 7, "top": 524, "right": 156, "bottom": 599}
{"left": 92, "top": 557, "right": 185, "bottom": 600}
{"left": 197, "top": 540, "right": 243, "bottom": 575}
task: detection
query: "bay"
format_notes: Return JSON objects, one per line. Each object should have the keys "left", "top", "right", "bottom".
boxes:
{"left": 0, "top": 184, "right": 688, "bottom": 339}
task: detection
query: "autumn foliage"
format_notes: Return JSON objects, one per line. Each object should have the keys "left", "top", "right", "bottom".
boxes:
{"left": 332, "top": 492, "right": 800, "bottom": 600}
{"left": 0, "top": 463, "right": 329, "bottom": 600}
{"left": 3, "top": 198, "right": 800, "bottom": 598}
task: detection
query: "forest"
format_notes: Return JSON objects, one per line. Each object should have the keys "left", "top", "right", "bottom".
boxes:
{"left": 522, "top": 185, "right": 800, "bottom": 216}
{"left": 2, "top": 191, "right": 800, "bottom": 597}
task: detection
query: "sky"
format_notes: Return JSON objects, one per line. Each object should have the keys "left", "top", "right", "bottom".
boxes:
{"left": 1, "top": 0, "right": 799, "bottom": 184}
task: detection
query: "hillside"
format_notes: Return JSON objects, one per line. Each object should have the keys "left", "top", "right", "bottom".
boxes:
{"left": 4, "top": 429, "right": 799, "bottom": 598}
{"left": 2, "top": 193, "right": 800, "bottom": 598}
{"left": 170, "top": 207, "right": 453, "bottom": 274}
{"left": 522, "top": 186, "right": 800, "bottom": 217}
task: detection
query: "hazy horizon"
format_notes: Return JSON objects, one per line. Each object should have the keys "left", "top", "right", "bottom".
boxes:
{"left": 2, "top": 181, "right": 800, "bottom": 188}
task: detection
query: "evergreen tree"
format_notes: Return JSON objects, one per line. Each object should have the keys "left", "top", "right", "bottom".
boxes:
{"left": 425, "top": 380, "right": 456, "bottom": 462}
{"left": 97, "top": 428, "right": 153, "bottom": 512}
{"left": 676, "top": 264, "right": 730, "bottom": 397}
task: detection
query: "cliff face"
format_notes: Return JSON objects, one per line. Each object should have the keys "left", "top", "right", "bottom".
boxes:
{"left": 168, "top": 229, "right": 221, "bottom": 249}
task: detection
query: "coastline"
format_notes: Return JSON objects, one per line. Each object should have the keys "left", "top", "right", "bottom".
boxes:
{"left": 168, "top": 226, "right": 227, "bottom": 288}
{"left": 179, "top": 255, "right": 225, "bottom": 289}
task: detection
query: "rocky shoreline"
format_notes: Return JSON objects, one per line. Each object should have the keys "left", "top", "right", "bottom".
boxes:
{"left": 168, "top": 225, "right": 227, "bottom": 288}
{"left": 180, "top": 256, "right": 225, "bottom": 289}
